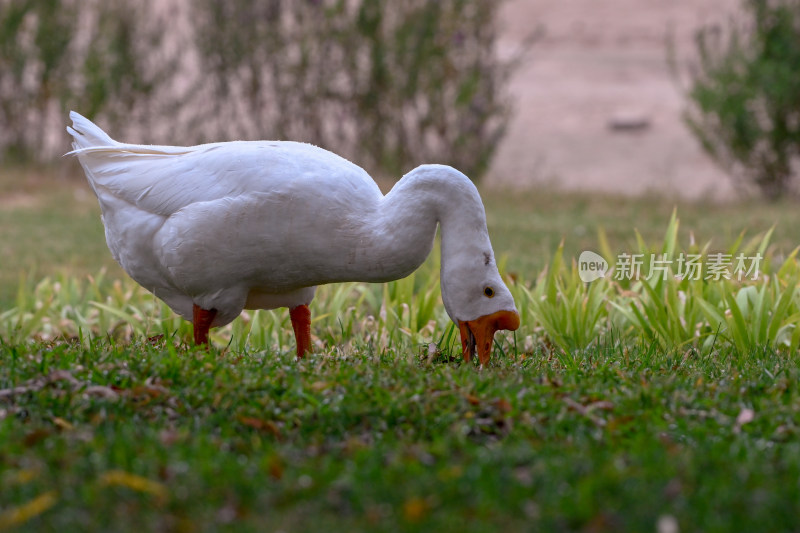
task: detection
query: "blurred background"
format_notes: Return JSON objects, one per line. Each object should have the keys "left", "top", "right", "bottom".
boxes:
{"left": 2, "top": 0, "right": 800, "bottom": 303}
{"left": 494, "top": 0, "right": 741, "bottom": 198}
{"left": 5, "top": 0, "right": 794, "bottom": 195}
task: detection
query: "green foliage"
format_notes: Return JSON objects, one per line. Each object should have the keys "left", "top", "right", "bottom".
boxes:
{"left": 4, "top": 198, "right": 800, "bottom": 530}
{"left": 682, "top": 0, "right": 800, "bottom": 200}
{"left": 4, "top": 213, "right": 800, "bottom": 361}
{"left": 0, "top": 263, "right": 463, "bottom": 360}
{"left": 1, "top": 338, "right": 800, "bottom": 531}
{"left": 190, "top": 0, "right": 516, "bottom": 180}
{"left": 524, "top": 241, "right": 612, "bottom": 353}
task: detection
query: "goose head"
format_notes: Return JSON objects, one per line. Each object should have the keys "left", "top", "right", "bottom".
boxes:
{"left": 420, "top": 165, "right": 518, "bottom": 365}
{"left": 441, "top": 248, "right": 519, "bottom": 365}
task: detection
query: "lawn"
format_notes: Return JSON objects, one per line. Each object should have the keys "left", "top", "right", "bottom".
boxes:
{"left": 2, "top": 167, "right": 800, "bottom": 531}
{"left": 2, "top": 340, "right": 799, "bottom": 532}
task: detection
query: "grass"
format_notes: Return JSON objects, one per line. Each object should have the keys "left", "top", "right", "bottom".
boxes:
{"left": 5, "top": 210, "right": 800, "bottom": 355}
{"left": 3, "top": 168, "right": 800, "bottom": 531}
{"left": 0, "top": 167, "right": 119, "bottom": 307}
{"left": 482, "top": 187, "right": 800, "bottom": 277}
{"left": 7, "top": 165, "right": 800, "bottom": 305}
{"left": 2, "top": 341, "right": 799, "bottom": 531}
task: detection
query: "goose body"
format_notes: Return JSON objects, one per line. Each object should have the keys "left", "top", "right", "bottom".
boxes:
{"left": 67, "top": 111, "right": 519, "bottom": 363}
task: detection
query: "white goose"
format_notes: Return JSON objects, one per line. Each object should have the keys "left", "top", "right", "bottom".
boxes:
{"left": 67, "top": 112, "right": 519, "bottom": 364}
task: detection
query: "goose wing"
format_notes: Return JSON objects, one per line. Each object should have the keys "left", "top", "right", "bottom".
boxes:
{"left": 67, "top": 112, "right": 378, "bottom": 217}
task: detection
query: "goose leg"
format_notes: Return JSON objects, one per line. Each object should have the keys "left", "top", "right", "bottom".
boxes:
{"left": 192, "top": 304, "right": 217, "bottom": 345}
{"left": 289, "top": 304, "right": 311, "bottom": 358}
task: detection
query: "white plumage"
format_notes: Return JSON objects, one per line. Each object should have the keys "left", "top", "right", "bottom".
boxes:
{"left": 67, "top": 111, "right": 519, "bottom": 363}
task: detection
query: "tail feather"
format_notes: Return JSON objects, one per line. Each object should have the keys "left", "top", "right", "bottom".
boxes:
{"left": 65, "top": 111, "right": 211, "bottom": 212}
{"left": 66, "top": 111, "right": 118, "bottom": 152}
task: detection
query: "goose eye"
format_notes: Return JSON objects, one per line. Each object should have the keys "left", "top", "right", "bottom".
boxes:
{"left": 484, "top": 286, "right": 495, "bottom": 298}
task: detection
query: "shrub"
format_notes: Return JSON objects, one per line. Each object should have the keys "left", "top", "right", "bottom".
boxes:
{"left": 0, "top": 0, "right": 516, "bottom": 179}
{"left": 683, "top": 0, "right": 800, "bottom": 200}
{"left": 0, "top": 0, "right": 77, "bottom": 162}
{"left": 190, "top": 0, "right": 516, "bottom": 181}
{"left": 0, "top": 0, "right": 178, "bottom": 163}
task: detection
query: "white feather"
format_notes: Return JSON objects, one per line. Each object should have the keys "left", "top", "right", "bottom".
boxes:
{"left": 67, "top": 111, "right": 517, "bottom": 328}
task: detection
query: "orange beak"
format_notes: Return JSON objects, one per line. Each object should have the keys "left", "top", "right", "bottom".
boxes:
{"left": 458, "top": 309, "right": 520, "bottom": 365}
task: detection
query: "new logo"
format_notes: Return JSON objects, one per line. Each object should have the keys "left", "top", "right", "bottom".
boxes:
{"left": 578, "top": 251, "right": 608, "bottom": 283}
